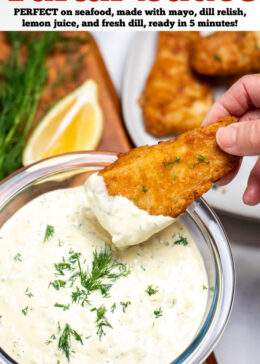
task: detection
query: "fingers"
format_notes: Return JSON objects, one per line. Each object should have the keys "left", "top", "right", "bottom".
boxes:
{"left": 203, "top": 74, "right": 260, "bottom": 126}
{"left": 243, "top": 157, "right": 260, "bottom": 206}
{"left": 239, "top": 108, "right": 260, "bottom": 122}
{"left": 216, "top": 119, "right": 260, "bottom": 156}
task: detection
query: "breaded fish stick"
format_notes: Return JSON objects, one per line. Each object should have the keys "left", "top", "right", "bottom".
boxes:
{"left": 100, "top": 117, "right": 239, "bottom": 218}
{"left": 191, "top": 31, "right": 260, "bottom": 76}
{"left": 141, "top": 32, "right": 214, "bottom": 137}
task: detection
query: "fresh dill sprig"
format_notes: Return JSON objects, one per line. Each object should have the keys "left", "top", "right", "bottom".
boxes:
{"left": 13, "top": 253, "right": 22, "bottom": 262}
{"left": 57, "top": 323, "right": 83, "bottom": 361}
{"left": 146, "top": 285, "right": 159, "bottom": 296}
{"left": 49, "top": 279, "right": 66, "bottom": 291}
{"left": 142, "top": 186, "right": 150, "bottom": 193}
{"left": 91, "top": 305, "right": 112, "bottom": 340}
{"left": 54, "top": 303, "right": 70, "bottom": 311}
{"left": 196, "top": 154, "right": 210, "bottom": 165}
{"left": 44, "top": 225, "right": 55, "bottom": 242}
{"left": 120, "top": 301, "right": 131, "bottom": 313}
{"left": 111, "top": 303, "right": 116, "bottom": 313}
{"left": 21, "top": 306, "right": 29, "bottom": 316}
{"left": 173, "top": 235, "right": 188, "bottom": 247}
{"left": 0, "top": 32, "right": 59, "bottom": 181}
{"left": 45, "top": 334, "right": 56, "bottom": 345}
{"left": 25, "top": 288, "right": 34, "bottom": 298}
{"left": 71, "top": 287, "right": 90, "bottom": 307}
{"left": 153, "top": 307, "right": 163, "bottom": 319}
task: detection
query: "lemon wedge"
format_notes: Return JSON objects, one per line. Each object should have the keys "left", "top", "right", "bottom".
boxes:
{"left": 23, "top": 79, "right": 103, "bottom": 166}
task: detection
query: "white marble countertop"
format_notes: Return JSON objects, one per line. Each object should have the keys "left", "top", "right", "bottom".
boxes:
{"left": 93, "top": 31, "right": 260, "bottom": 364}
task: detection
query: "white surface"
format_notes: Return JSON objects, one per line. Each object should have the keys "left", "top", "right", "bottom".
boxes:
{"left": 121, "top": 31, "right": 260, "bottom": 221}
{"left": 94, "top": 31, "right": 260, "bottom": 364}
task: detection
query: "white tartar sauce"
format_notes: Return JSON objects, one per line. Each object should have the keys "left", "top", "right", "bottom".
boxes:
{"left": 0, "top": 186, "right": 208, "bottom": 364}
{"left": 85, "top": 173, "right": 174, "bottom": 247}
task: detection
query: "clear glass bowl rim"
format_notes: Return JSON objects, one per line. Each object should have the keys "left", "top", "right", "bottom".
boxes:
{"left": 0, "top": 151, "right": 235, "bottom": 364}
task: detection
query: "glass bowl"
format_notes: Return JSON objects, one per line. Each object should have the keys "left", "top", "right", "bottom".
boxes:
{"left": 0, "top": 152, "right": 235, "bottom": 364}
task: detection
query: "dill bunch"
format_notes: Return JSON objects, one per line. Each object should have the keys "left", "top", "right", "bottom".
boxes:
{"left": 0, "top": 32, "right": 59, "bottom": 181}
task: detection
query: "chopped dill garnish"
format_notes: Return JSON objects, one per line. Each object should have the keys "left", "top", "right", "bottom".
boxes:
{"left": 140, "top": 265, "right": 146, "bottom": 271}
{"left": 212, "top": 183, "right": 218, "bottom": 190}
{"left": 71, "top": 287, "right": 90, "bottom": 307}
{"left": 173, "top": 235, "right": 188, "bottom": 246}
{"left": 111, "top": 303, "right": 116, "bottom": 313}
{"left": 58, "top": 323, "right": 83, "bottom": 361}
{"left": 142, "top": 186, "right": 150, "bottom": 193}
{"left": 44, "top": 224, "right": 55, "bottom": 242}
{"left": 76, "top": 246, "right": 130, "bottom": 298}
{"left": 153, "top": 307, "right": 163, "bottom": 319}
{"left": 14, "top": 253, "right": 22, "bottom": 262}
{"left": 196, "top": 154, "right": 210, "bottom": 165}
{"left": 146, "top": 285, "right": 159, "bottom": 296}
{"left": 21, "top": 306, "right": 29, "bottom": 316}
{"left": 214, "top": 54, "right": 222, "bottom": 62}
{"left": 173, "top": 173, "right": 178, "bottom": 181}
{"left": 54, "top": 303, "right": 70, "bottom": 311}
{"left": 25, "top": 288, "right": 34, "bottom": 298}
{"left": 203, "top": 285, "right": 208, "bottom": 290}
{"left": 49, "top": 279, "right": 66, "bottom": 290}
{"left": 162, "top": 157, "right": 181, "bottom": 169}
{"left": 120, "top": 301, "right": 131, "bottom": 312}
{"left": 91, "top": 305, "right": 112, "bottom": 340}
{"left": 45, "top": 334, "right": 56, "bottom": 345}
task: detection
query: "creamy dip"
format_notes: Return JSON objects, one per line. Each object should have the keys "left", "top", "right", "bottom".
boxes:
{"left": 85, "top": 173, "right": 174, "bottom": 247}
{"left": 0, "top": 186, "right": 207, "bottom": 364}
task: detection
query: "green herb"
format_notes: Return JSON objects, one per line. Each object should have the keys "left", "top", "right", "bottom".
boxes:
{"left": 186, "top": 163, "right": 194, "bottom": 170}
{"left": 111, "top": 303, "right": 116, "bottom": 313}
{"left": 44, "top": 224, "right": 55, "bottom": 242}
{"left": 76, "top": 247, "right": 130, "bottom": 298}
{"left": 21, "top": 306, "right": 29, "bottom": 316}
{"left": 162, "top": 157, "right": 181, "bottom": 169}
{"left": 13, "top": 253, "right": 22, "bottom": 262}
{"left": 91, "top": 305, "right": 112, "bottom": 340}
{"left": 212, "top": 183, "right": 218, "bottom": 190}
{"left": 146, "top": 285, "right": 159, "bottom": 296}
{"left": 140, "top": 265, "right": 146, "bottom": 271}
{"left": 196, "top": 154, "right": 210, "bottom": 165}
{"left": 173, "top": 173, "right": 178, "bottom": 181}
{"left": 214, "top": 54, "right": 222, "bottom": 62}
{"left": 25, "top": 288, "right": 34, "bottom": 298}
{"left": 120, "top": 301, "right": 131, "bottom": 312}
{"left": 173, "top": 235, "right": 188, "bottom": 246}
{"left": 203, "top": 285, "right": 208, "bottom": 290}
{"left": 0, "top": 32, "right": 60, "bottom": 181}
{"left": 54, "top": 260, "right": 73, "bottom": 276}
{"left": 153, "top": 307, "right": 163, "bottom": 318}
{"left": 45, "top": 334, "right": 56, "bottom": 345}
{"left": 142, "top": 186, "right": 150, "bottom": 193}
{"left": 71, "top": 287, "right": 90, "bottom": 307}
{"left": 54, "top": 303, "right": 70, "bottom": 311}
{"left": 49, "top": 279, "right": 66, "bottom": 291}
{"left": 58, "top": 323, "right": 83, "bottom": 361}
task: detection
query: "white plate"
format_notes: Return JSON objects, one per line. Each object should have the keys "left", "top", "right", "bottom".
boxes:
{"left": 122, "top": 32, "right": 260, "bottom": 220}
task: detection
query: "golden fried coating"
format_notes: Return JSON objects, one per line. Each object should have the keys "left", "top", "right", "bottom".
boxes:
{"left": 100, "top": 117, "right": 239, "bottom": 218}
{"left": 141, "top": 31, "right": 214, "bottom": 137}
{"left": 191, "top": 31, "right": 260, "bottom": 76}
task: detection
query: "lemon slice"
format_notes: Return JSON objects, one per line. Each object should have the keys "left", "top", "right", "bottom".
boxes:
{"left": 23, "top": 79, "right": 103, "bottom": 166}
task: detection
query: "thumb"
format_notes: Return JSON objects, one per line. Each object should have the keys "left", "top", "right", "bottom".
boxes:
{"left": 216, "top": 119, "right": 260, "bottom": 156}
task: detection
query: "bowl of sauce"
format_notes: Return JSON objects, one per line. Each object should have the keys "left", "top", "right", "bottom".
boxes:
{"left": 0, "top": 152, "right": 235, "bottom": 364}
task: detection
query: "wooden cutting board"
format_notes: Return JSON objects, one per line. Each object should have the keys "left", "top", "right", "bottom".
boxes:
{"left": 89, "top": 34, "right": 218, "bottom": 364}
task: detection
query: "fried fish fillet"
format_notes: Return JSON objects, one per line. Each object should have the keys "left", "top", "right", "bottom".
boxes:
{"left": 100, "top": 117, "right": 239, "bottom": 218}
{"left": 141, "top": 32, "right": 214, "bottom": 137}
{"left": 191, "top": 31, "right": 260, "bottom": 76}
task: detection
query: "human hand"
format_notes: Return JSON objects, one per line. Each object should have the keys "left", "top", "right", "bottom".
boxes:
{"left": 202, "top": 74, "right": 260, "bottom": 206}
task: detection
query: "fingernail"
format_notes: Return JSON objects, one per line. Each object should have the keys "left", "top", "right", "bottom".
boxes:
{"left": 216, "top": 127, "right": 237, "bottom": 148}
